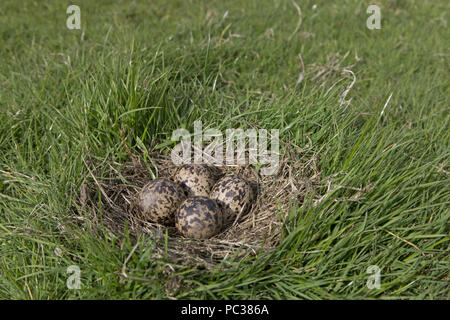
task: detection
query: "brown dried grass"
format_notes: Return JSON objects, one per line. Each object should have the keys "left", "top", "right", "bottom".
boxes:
{"left": 80, "top": 147, "right": 322, "bottom": 269}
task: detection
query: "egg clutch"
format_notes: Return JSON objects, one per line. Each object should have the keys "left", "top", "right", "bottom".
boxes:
{"left": 138, "top": 164, "right": 254, "bottom": 239}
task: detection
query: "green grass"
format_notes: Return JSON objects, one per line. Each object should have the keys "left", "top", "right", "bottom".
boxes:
{"left": 0, "top": 0, "right": 448, "bottom": 299}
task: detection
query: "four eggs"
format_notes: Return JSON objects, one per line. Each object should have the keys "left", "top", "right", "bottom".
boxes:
{"left": 138, "top": 164, "right": 254, "bottom": 239}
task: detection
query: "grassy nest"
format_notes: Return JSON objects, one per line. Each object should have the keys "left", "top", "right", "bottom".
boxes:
{"left": 79, "top": 149, "right": 322, "bottom": 269}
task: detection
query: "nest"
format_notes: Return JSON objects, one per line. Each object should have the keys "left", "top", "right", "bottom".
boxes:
{"left": 78, "top": 149, "right": 322, "bottom": 270}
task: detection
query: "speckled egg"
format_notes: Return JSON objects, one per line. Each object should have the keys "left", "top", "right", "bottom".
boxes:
{"left": 138, "top": 178, "right": 186, "bottom": 225}
{"left": 175, "top": 196, "right": 223, "bottom": 239}
{"left": 173, "top": 164, "right": 216, "bottom": 197}
{"left": 210, "top": 174, "right": 253, "bottom": 225}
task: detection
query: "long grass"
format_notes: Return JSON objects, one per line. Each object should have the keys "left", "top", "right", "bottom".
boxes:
{"left": 0, "top": 0, "right": 448, "bottom": 299}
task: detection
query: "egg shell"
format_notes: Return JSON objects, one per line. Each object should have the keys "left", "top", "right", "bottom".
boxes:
{"left": 175, "top": 196, "right": 223, "bottom": 239}
{"left": 138, "top": 178, "right": 186, "bottom": 225}
{"left": 174, "top": 164, "right": 216, "bottom": 197}
{"left": 210, "top": 174, "right": 253, "bottom": 225}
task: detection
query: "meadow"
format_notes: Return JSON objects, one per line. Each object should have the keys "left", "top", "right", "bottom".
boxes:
{"left": 0, "top": 0, "right": 448, "bottom": 299}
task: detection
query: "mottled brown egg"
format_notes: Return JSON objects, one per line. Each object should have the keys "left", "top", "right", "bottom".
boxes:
{"left": 210, "top": 174, "right": 253, "bottom": 225}
{"left": 175, "top": 196, "right": 223, "bottom": 239}
{"left": 173, "top": 164, "right": 216, "bottom": 197}
{"left": 138, "top": 178, "right": 186, "bottom": 225}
